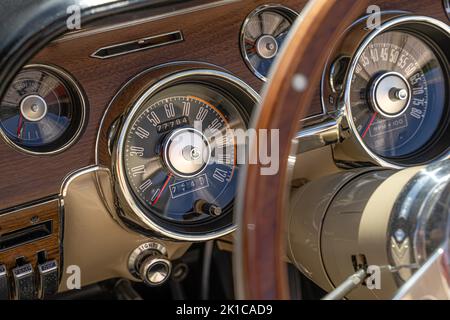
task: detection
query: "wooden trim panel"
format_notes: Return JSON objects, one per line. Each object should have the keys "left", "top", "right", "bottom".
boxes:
{"left": 0, "top": 199, "right": 61, "bottom": 272}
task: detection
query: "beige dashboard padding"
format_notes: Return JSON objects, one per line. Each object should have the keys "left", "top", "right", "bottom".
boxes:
{"left": 59, "top": 167, "right": 190, "bottom": 292}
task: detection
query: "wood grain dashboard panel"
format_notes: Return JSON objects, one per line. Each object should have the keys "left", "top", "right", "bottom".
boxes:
{"left": 0, "top": 0, "right": 447, "bottom": 210}
{"left": 0, "top": 199, "right": 61, "bottom": 271}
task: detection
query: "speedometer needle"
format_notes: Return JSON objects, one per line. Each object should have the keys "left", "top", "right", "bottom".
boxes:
{"left": 361, "top": 112, "right": 378, "bottom": 139}
{"left": 152, "top": 173, "right": 173, "bottom": 205}
{"left": 17, "top": 114, "right": 24, "bottom": 138}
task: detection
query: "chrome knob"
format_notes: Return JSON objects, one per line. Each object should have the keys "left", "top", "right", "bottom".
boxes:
{"left": 139, "top": 255, "right": 172, "bottom": 286}
{"left": 128, "top": 242, "right": 172, "bottom": 287}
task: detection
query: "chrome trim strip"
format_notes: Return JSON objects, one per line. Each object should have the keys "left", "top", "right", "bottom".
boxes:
{"left": 299, "top": 109, "right": 329, "bottom": 123}
{"left": 60, "top": 165, "right": 104, "bottom": 198}
{"left": 59, "top": 164, "right": 134, "bottom": 234}
{"left": 445, "top": 0, "right": 450, "bottom": 20}
{"left": 91, "top": 30, "right": 184, "bottom": 59}
{"left": 393, "top": 247, "right": 449, "bottom": 300}
{"left": 114, "top": 69, "right": 260, "bottom": 241}
{"left": 295, "top": 116, "right": 340, "bottom": 153}
{"left": 55, "top": 0, "right": 242, "bottom": 43}
{"left": 0, "top": 64, "right": 87, "bottom": 156}
{"left": 343, "top": 16, "right": 450, "bottom": 169}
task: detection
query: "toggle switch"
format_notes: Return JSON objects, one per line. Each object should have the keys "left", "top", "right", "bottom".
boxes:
{"left": 37, "top": 260, "right": 58, "bottom": 299}
{"left": 12, "top": 263, "right": 36, "bottom": 300}
{"left": 0, "top": 264, "right": 9, "bottom": 300}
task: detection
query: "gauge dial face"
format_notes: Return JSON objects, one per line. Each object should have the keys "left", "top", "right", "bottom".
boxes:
{"left": 0, "top": 67, "right": 84, "bottom": 153}
{"left": 242, "top": 7, "right": 297, "bottom": 80}
{"left": 122, "top": 84, "right": 246, "bottom": 224}
{"left": 349, "top": 31, "right": 447, "bottom": 159}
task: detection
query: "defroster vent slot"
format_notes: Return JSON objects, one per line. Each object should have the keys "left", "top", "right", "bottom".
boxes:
{"left": 91, "top": 31, "right": 184, "bottom": 59}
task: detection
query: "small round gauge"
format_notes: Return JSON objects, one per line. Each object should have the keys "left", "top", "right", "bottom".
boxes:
{"left": 0, "top": 65, "right": 86, "bottom": 154}
{"left": 241, "top": 5, "right": 298, "bottom": 81}
{"left": 348, "top": 30, "right": 448, "bottom": 162}
{"left": 121, "top": 84, "right": 247, "bottom": 225}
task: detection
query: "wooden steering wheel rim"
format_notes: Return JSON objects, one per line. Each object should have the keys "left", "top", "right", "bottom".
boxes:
{"left": 234, "top": 0, "right": 370, "bottom": 300}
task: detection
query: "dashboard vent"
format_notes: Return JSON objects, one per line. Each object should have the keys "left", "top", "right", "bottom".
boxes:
{"left": 91, "top": 31, "right": 184, "bottom": 59}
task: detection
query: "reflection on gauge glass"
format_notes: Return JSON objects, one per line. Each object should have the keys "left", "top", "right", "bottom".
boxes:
{"left": 241, "top": 6, "right": 297, "bottom": 81}
{"left": 0, "top": 66, "right": 85, "bottom": 154}
{"left": 122, "top": 84, "right": 247, "bottom": 224}
{"left": 349, "top": 31, "right": 448, "bottom": 159}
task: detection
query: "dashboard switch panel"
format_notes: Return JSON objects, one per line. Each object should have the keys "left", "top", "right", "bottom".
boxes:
{"left": 0, "top": 264, "right": 9, "bottom": 300}
{"left": 12, "top": 263, "right": 36, "bottom": 300}
{"left": 37, "top": 260, "right": 59, "bottom": 299}
{"left": 0, "top": 198, "right": 61, "bottom": 297}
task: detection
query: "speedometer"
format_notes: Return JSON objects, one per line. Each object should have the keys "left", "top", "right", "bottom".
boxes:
{"left": 348, "top": 30, "right": 447, "bottom": 160}
{"left": 112, "top": 69, "right": 258, "bottom": 240}
{"left": 123, "top": 86, "right": 242, "bottom": 223}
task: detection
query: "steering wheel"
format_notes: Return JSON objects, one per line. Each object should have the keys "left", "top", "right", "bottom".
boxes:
{"left": 233, "top": 0, "right": 371, "bottom": 300}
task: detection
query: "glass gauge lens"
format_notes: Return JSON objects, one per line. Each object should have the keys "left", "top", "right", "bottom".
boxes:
{"left": 241, "top": 7, "right": 297, "bottom": 80}
{"left": 122, "top": 84, "right": 246, "bottom": 224}
{"left": 349, "top": 31, "right": 447, "bottom": 159}
{"left": 0, "top": 67, "right": 84, "bottom": 153}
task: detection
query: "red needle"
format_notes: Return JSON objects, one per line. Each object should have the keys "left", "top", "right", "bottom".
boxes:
{"left": 17, "top": 114, "right": 24, "bottom": 138}
{"left": 152, "top": 173, "right": 173, "bottom": 205}
{"left": 361, "top": 112, "right": 378, "bottom": 139}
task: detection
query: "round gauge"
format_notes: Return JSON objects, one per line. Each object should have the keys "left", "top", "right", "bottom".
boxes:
{"left": 241, "top": 5, "right": 298, "bottom": 81}
{"left": 348, "top": 30, "right": 448, "bottom": 162}
{"left": 0, "top": 65, "right": 86, "bottom": 154}
{"left": 120, "top": 83, "right": 247, "bottom": 226}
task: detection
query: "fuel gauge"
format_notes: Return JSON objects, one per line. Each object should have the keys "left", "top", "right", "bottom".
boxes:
{"left": 0, "top": 65, "right": 86, "bottom": 154}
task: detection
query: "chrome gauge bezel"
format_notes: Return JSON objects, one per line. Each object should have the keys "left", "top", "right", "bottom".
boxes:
{"left": 445, "top": 0, "right": 450, "bottom": 21}
{"left": 343, "top": 16, "right": 450, "bottom": 169}
{"left": 0, "top": 64, "right": 87, "bottom": 156}
{"left": 113, "top": 69, "right": 260, "bottom": 241}
{"left": 240, "top": 4, "right": 298, "bottom": 82}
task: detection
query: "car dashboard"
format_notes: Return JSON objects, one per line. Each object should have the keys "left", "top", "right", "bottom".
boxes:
{"left": 0, "top": 0, "right": 448, "bottom": 300}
